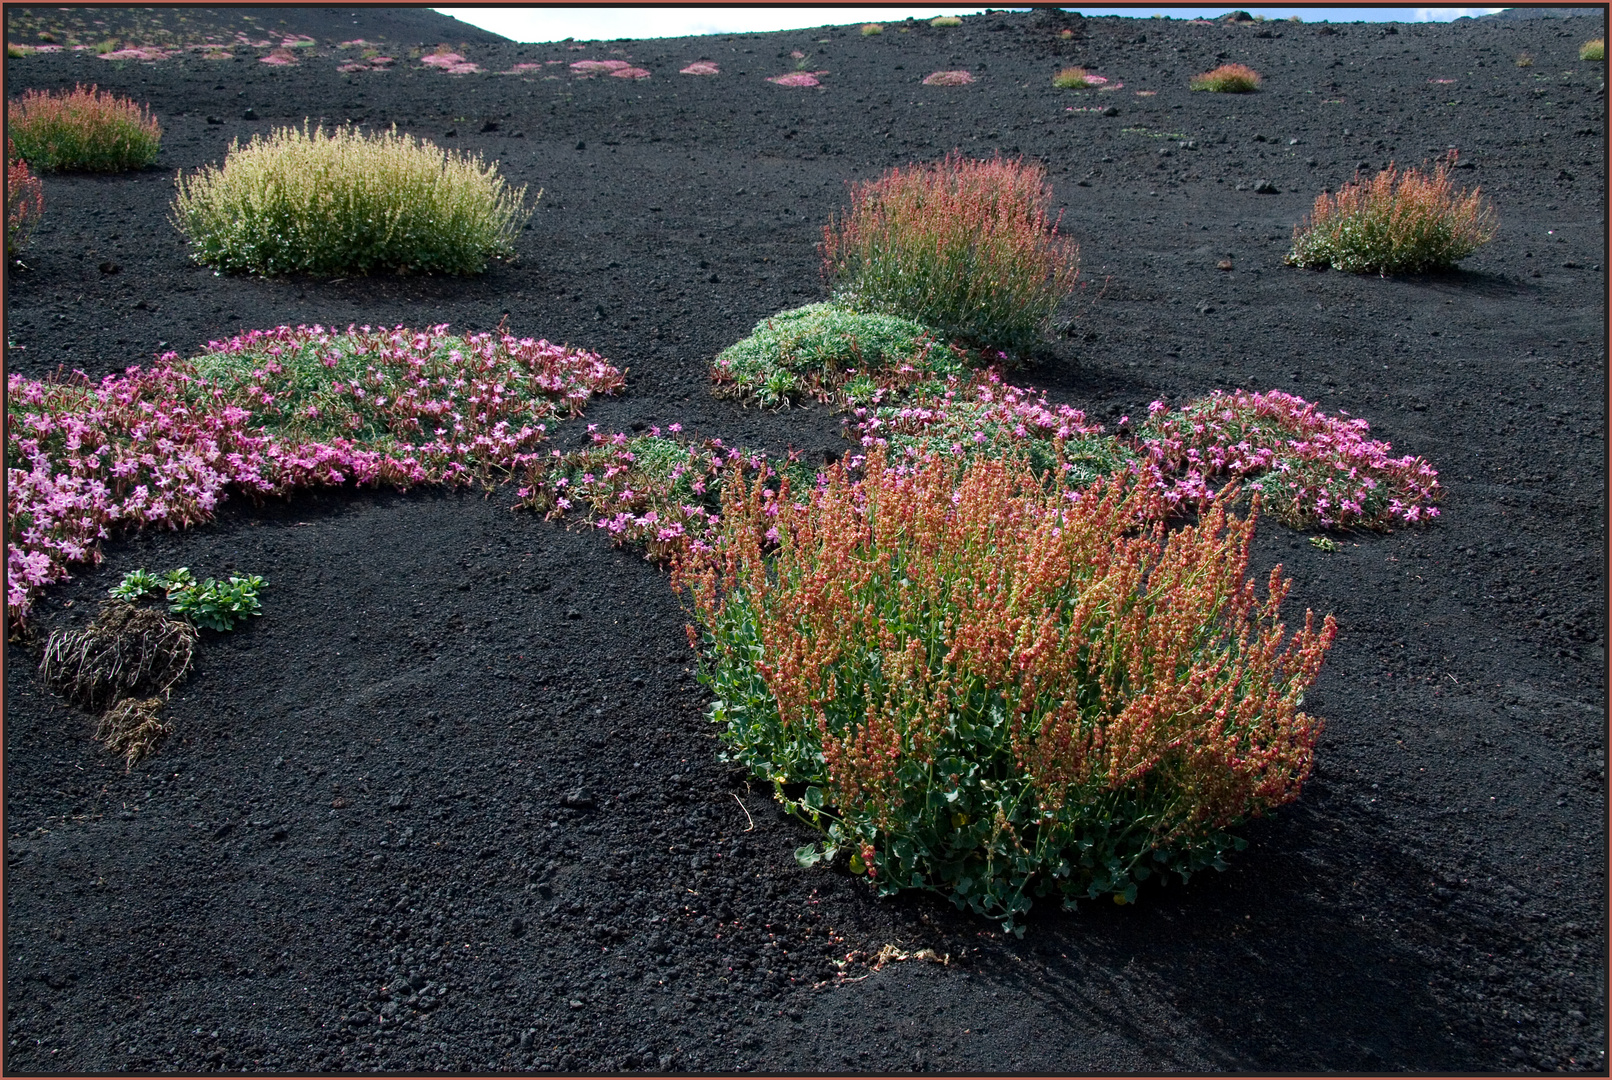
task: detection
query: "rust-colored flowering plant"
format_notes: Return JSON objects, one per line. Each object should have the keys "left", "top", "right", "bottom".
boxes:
{"left": 6, "top": 140, "right": 45, "bottom": 258}
{"left": 674, "top": 447, "right": 1336, "bottom": 929}
{"left": 1286, "top": 153, "right": 1497, "bottom": 275}
{"left": 7, "top": 83, "right": 162, "bottom": 171}
{"left": 821, "top": 151, "right": 1081, "bottom": 359}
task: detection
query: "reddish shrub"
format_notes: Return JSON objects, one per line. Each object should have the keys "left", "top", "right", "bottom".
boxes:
{"left": 1286, "top": 153, "right": 1498, "bottom": 274}
{"left": 676, "top": 448, "right": 1336, "bottom": 925}
{"left": 7, "top": 84, "right": 162, "bottom": 170}
{"left": 6, "top": 142, "right": 44, "bottom": 257}
{"left": 821, "top": 151, "right": 1080, "bottom": 359}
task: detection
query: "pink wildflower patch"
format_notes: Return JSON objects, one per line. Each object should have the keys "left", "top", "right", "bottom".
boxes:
{"left": 280, "top": 35, "right": 316, "bottom": 49}
{"left": 1133, "top": 389, "right": 1442, "bottom": 530}
{"left": 259, "top": 47, "right": 298, "bottom": 66}
{"left": 768, "top": 71, "right": 827, "bottom": 87}
{"left": 680, "top": 60, "right": 720, "bottom": 75}
{"left": 609, "top": 66, "right": 651, "bottom": 79}
{"left": 1134, "top": 89, "right": 1157, "bottom": 96}
{"left": 420, "top": 50, "right": 465, "bottom": 67}
{"left": 5, "top": 325, "right": 626, "bottom": 625}
{"left": 571, "top": 59, "right": 631, "bottom": 76}
{"left": 33, "top": 44, "right": 63, "bottom": 53}
{"left": 922, "top": 70, "right": 975, "bottom": 86}
{"left": 101, "top": 46, "right": 173, "bottom": 61}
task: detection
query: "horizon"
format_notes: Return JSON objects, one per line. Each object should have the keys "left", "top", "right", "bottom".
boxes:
{"left": 433, "top": 6, "right": 1510, "bottom": 43}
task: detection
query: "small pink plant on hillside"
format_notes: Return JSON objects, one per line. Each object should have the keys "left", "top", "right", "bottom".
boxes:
{"left": 610, "top": 66, "right": 651, "bottom": 79}
{"left": 280, "top": 35, "right": 316, "bottom": 48}
{"left": 6, "top": 325, "right": 625, "bottom": 624}
{"left": 680, "top": 61, "right": 720, "bottom": 75}
{"left": 422, "top": 49, "right": 478, "bottom": 73}
{"left": 769, "top": 71, "right": 826, "bottom": 87}
{"left": 571, "top": 59, "right": 630, "bottom": 76}
{"left": 1134, "top": 390, "right": 1442, "bottom": 529}
{"left": 260, "top": 48, "right": 297, "bottom": 65}
{"left": 922, "top": 70, "right": 974, "bottom": 86}
{"left": 100, "top": 46, "right": 173, "bottom": 61}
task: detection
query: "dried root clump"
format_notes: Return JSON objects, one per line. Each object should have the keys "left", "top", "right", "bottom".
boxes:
{"left": 39, "top": 601, "right": 197, "bottom": 712}
{"left": 95, "top": 696, "right": 172, "bottom": 769}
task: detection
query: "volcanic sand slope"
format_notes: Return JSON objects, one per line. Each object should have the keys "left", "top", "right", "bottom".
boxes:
{"left": 2, "top": 5, "right": 1607, "bottom": 1073}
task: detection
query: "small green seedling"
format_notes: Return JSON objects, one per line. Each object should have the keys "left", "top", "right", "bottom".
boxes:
{"left": 1308, "top": 536, "right": 1340, "bottom": 552}
{"left": 169, "top": 574, "right": 269, "bottom": 631}
{"left": 108, "top": 567, "right": 165, "bottom": 600}
{"left": 109, "top": 566, "right": 267, "bottom": 630}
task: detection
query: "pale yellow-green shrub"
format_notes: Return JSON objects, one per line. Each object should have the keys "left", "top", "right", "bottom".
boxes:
{"left": 171, "top": 122, "right": 534, "bottom": 276}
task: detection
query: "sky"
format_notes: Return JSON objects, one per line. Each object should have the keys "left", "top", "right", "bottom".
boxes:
{"left": 433, "top": 6, "right": 1509, "bottom": 43}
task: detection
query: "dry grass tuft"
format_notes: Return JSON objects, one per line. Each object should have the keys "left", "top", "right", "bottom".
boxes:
{"left": 1189, "top": 63, "right": 1261, "bottom": 92}
{"left": 96, "top": 697, "right": 172, "bottom": 769}
{"left": 1580, "top": 39, "right": 1604, "bottom": 61}
{"left": 40, "top": 601, "right": 197, "bottom": 712}
{"left": 1052, "top": 66, "right": 1093, "bottom": 89}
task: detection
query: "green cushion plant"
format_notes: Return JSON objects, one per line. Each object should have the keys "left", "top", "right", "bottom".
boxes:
{"left": 711, "top": 302, "right": 964, "bottom": 408}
